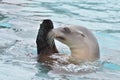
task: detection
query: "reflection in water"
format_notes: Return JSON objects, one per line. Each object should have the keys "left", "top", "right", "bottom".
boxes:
{"left": 34, "top": 63, "right": 51, "bottom": 78}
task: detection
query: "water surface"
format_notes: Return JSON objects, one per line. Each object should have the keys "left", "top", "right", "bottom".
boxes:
{"left": 0, "top": 0, "right": 120, "bottom": 80}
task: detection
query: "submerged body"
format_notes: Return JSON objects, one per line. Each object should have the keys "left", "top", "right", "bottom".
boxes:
{"left": 36, "top": 19, "right": 100, "bottom": 65}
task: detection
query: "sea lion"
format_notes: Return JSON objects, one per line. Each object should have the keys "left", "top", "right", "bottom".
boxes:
{"left": 36, "top": 19, "right": 100, "bottom": 65}
{"left": 36, "top": 19, "right": 58, "bottom": 65}
{"left": 50, "top": 26, "right": 100, "bottom": 64}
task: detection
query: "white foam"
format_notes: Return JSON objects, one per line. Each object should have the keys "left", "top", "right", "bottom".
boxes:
{"left": 50, "top": 61, "right": 101, "bottom": 75}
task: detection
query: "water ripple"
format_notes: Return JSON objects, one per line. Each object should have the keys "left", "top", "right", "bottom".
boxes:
{"left": 0, "top": 13, "right": 7, "bottom": 21}
{"left": 0, "top": 23, "right": 12, "bottom": 28}
{"left": 96, "top": 29, "right": 120, "bottom": 33}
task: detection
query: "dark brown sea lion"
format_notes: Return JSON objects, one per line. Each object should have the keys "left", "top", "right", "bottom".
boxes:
{"left": 36, "top": 19, "right": 58, "bottom": 65}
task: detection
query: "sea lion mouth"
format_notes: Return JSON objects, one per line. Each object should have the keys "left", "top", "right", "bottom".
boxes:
{"left": 55, "top": 36, "right": 65, "bottom": 40}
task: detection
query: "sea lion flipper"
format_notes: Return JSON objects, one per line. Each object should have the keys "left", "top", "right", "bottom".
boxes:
{"left": 36, "top": 19, "right": 58, "bottom": 57}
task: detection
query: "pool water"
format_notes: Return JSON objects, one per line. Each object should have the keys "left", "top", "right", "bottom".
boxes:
{"left": 0, "top": 0, "right": 120, "bottom": 80}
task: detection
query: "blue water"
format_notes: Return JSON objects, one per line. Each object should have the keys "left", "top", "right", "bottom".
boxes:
{"left": 0, "top": 0, "right": 120, "bottom": 80}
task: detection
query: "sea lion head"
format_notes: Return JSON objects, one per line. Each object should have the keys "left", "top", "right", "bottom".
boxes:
{"left": 49, "top": 26, "right": 100, "bottom": 63}
{"left": 51, "top": 26, "right": 88, "bottom": 48}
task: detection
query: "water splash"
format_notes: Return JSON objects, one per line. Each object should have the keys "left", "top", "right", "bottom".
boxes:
{"left": 51, "top": 61, "right": 102, "bottom": 74}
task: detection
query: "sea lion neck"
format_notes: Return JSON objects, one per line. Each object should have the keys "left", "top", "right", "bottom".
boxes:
{"left": 69, "top": 45, "right": 90, "bottom": 62}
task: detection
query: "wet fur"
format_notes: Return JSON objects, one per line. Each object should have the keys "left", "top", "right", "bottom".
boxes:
{"left": 36, "top": 19, "right": 58, "bottom": 65}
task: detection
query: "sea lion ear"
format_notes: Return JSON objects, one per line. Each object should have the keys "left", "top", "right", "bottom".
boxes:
{"left": 81, "top": 33, "right": 85, "bottom": 37}
{"left": 78, "top": 31, "right": 85, "bottom": 37}
{"left": 63, "top": 27, "right": 71, "bottom": 33}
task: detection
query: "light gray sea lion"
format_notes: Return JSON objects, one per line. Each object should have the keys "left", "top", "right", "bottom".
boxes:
{"left": 50, "top": 25, "right": 100, "bottom": 64}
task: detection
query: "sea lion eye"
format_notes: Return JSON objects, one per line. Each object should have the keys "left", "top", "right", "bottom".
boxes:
{"left": 62, "top": 27, "right": 71, "bottom": 33}
{"left": 78, "top": 31, "right": 85, "bottom": 37}
{"left": 81, "top": 33, "right": 85, "bottom": 37}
